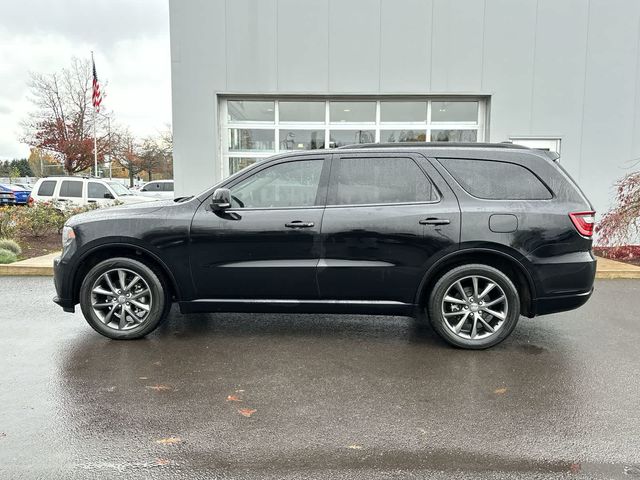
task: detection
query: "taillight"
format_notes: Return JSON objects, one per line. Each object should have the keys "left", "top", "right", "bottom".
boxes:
{"left": 27, "top": 195, "right": 34, "bottom": 206}
{"left": 569, "top": 211, "right": 595, "bottom": 237}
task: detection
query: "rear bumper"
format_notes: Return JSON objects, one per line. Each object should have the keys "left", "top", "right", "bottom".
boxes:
{"left": 529, "top": 251, "right": 596, "bottom": 316}
{"left": 533, "top": 288, "right": 593, "bottom": 316}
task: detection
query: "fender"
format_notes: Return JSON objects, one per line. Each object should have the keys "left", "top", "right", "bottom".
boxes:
{"left": 71, "top": 238, "right": 183, "bottom": 300}
{"left": 414, "top": 245, "right": 538, "bottom": 305}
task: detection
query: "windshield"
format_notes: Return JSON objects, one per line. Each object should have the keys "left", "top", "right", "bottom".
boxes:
{"left": 108, "top": 182, "right": 132, "bottom": 196}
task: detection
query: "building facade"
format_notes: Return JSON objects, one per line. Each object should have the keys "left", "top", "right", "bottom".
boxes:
{"left": 169, "top": 0, "right": 640, "bottom": 215}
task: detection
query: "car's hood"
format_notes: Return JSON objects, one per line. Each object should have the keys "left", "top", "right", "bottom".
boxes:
{"left": 66, "top": 199, "right": 179, "bottom": 226}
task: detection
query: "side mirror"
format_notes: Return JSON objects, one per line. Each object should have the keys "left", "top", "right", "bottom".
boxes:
{"left": 210, "top": 188, "right": 232, "bottom": 210}
{"left": 104, "top": 192, "right": 115, "bottom": 199}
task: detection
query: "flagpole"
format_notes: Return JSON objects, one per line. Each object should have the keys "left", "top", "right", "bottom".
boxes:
{"left": 92, "top": 51, "right": 98, "bottom": 177}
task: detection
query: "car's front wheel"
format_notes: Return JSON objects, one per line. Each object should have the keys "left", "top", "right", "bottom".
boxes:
{"left": 79, "top": 257, "right": 170, "bottom": 339}
{"left": 427, "top": 264, "right": 520, "bottom": 349}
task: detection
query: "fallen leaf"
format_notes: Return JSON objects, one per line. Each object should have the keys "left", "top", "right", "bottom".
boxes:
{"left": 153, "top": 361, "right": 162, "bottom": 366}
{"left": 139, "top": 376, "right": 148, "bottom": 380}
{"left": 156, "top": 458, "right": 172, "bottom": 466}
{"left": 236, "top": 389, "right": 245, "bottom": 393}
{"left": 238, "top": 408, "right": 257, "bottom": 417}
{"left": 227, "top": 394, "right": 241, "bottom": 402}
{"left": 347, "top": 445, "right": 363, "bottom": 450}
{"left": 570, "top": 463, "right": 581, "bottom": 473}
{"left": 156, "top": 437, "right": 182, "bottom": 445}
{"left": 146, "top": 384, "right": 172, "bottom": 392}
{"left": 494, "top": 387, "right": 507, "bottom": 395}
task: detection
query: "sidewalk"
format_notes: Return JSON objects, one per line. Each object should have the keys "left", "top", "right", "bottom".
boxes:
{"left": 1, "top": 252, "right": 640, "bottom": 279}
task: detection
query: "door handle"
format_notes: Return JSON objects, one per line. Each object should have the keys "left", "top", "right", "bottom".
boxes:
{"left": 419, "top": 217, "right": 450, "bottom": 226}
{"left": 88, "top": 200, "right": 97, "bottom": 203}
{"left": 285, "top": 221, "right": 315, "bottom": 228}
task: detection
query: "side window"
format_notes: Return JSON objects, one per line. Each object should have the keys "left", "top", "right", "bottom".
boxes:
{"left": 88, "top": 182, "right": 110, "bottom": 199}
{"left": 441, "top": 158, "right": 552, "bottom": 200}
{"left": 230, "top": 160, "right": 324, "bottom": 208}
{"left": 59, "top": 180, "right": 83, "bottom": 198}
{"left": 163, "top": 182, "right": 174, "bottom": 192}
{"left": 331, "top": 157, "right": 436, "bottom": 205}
{"left": 37, "top": 180, "right": 56, "bottom": 197}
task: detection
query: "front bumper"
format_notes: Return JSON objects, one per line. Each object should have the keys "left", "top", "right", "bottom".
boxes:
{"left": 53, "top": 256, "right": 75, "bottom": 312}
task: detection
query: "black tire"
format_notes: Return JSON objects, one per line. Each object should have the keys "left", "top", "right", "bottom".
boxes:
{"left": 79, "top": 257, "right": 171, "bottom": 340}
{"left": 427, "top": 264, "right": 520, "bottom": 349}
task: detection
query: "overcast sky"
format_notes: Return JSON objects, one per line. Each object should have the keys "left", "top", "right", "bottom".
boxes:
{"left": 0, "top": 0, "right": 171, "bottom": 159}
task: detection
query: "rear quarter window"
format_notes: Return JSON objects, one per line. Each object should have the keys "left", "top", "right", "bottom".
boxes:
{"left": 37, "top": 180, "right": 56, "bottom": 197}
{"left": 440, "top": 158, "right": 552, "bottom": 200}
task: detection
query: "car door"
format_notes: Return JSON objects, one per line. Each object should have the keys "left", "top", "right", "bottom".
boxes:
{"left": 87, "top": 181, "right": 114, "bottom": 207}
{"left": 56, "top": 179, "right": 85, "bottom": 208}
{"left": 189, "top": 155, "right": 329, "bottom": 299}
{"left": 317, "top": 152, "right": 460, "bottom": 304}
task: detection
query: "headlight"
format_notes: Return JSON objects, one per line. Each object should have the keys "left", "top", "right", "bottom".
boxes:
{"left": 62, "top": 226, "right": 76, "bottom": 250}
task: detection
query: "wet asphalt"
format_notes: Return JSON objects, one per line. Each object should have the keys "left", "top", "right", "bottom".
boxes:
{"left": 0, "top": 277, "right": 639, "bottom": 479}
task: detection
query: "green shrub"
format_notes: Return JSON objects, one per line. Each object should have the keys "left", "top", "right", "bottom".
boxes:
{"left": 15, "top": 203, "right": 64, "bottom": 237}
{"left": 0, "top": 248, "right": 17, "bottom": 264}
{"left": 0, "top": 238, "right": 21, "bottom": 256}
{"left": 0, "top": 206, "right": 19, "bottom": 239}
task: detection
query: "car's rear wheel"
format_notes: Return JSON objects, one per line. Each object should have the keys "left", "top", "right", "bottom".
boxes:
{"left": 79, "top": 257, "right": 170, "bottom": 339}
{"left": 427, "top": 264, "right": 520, "bottom": 349}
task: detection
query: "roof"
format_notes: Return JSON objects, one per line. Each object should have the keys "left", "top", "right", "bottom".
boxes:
{"left": 336, "top": 142, "right": 531, "bottom": 150}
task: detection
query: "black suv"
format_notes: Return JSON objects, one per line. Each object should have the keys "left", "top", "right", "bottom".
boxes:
{"left": 53, "top": 143, "right": 596, "bottom": 349}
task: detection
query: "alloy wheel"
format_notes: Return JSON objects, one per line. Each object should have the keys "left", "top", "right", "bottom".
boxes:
{"left": 90, "top": 268, "right": 153, "bottom": 331}
{"left": 441, "top": 275, "right": 508, "bottom": 340}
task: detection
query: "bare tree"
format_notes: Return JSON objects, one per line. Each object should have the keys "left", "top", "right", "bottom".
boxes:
{"left": 110, "top": 130, "right": 145, "bottom": 187}
{"left": 21, "top": 57, "right": 108, "bottom": 175}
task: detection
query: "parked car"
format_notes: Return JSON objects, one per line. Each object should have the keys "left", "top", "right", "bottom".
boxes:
{"left": 0, "top": 184, "right": 16, "bottom": 205}
{"left": 1, "top": 183, "right": 31, "bottom": 205}
{"left": 13, "top": 183, "right": 34, "bottom": 191}
{"left": 138, "top": 179, "right": 174, "bottom": 199}
{"left": 30, "top": 177, "right": 157, "bottom": 208}
{"left": 53, "top": 143, "right": 596, "bottom": 349}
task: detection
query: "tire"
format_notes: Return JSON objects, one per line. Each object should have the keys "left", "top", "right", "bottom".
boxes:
{"left": 427, "top": 264, "right": 520, "bottom": 349}
{"left": 79, "top": 257, "right": 171, "bottom": 340}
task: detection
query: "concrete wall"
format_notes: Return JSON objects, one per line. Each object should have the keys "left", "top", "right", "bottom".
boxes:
{"left": 169, "top": 0, "right": 640, "bottom": 215}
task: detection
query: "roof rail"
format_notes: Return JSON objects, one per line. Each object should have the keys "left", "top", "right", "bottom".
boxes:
{"left": 336, "top": 142, "right": 532, "bottom": 150}
{"left": 43, "top": 175, "right": 99, "bottom": 179}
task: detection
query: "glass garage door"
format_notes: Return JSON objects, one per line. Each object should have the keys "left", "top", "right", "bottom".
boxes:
{"left": 220, "top": 97, "right": 487, "bottom": 176}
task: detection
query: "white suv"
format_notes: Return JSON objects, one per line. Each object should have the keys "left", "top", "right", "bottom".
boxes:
{"left": 29, "top": 177, "right": 157, "bottom": 208}
{"left": 138, "top": 179, "right": 174, "bottom": 199}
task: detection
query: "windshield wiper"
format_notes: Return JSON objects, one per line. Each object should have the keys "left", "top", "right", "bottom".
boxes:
{"left": 174, "top": 196, "right": 194, "bottom": 203}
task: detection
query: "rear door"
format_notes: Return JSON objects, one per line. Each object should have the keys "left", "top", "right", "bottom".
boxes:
{"left": 56, "top": 179, "right": 85, "bottom": 207}
{"left": 317, "top": 152, "right": 460, "bottom": 304}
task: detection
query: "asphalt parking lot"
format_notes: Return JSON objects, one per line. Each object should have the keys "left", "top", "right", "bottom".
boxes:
{"left": 1, "top": 277, "right": 639, "bottom": 479}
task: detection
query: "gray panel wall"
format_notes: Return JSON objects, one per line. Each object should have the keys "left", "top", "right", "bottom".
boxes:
{"left": 170, "top": 0, "right": 640, "bottom": 216}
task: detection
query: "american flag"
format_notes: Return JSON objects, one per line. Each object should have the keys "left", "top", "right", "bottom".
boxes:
{"left": 92, "top": 57, "right": 102, "bottom": 112}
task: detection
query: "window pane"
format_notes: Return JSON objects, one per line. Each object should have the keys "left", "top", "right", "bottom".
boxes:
{"left": 227, "top": 100, "right": 275, "bottom": 122}
{"left": 431, "top": 101, "right": 478, "bottom": 122}
{"left": 328, "top": 130, "right": 375, "bottom": 148}
{"left": 229, "top": 129, "right": 275, "bottom": 151}
{"left": 60, "top": 180, "right": 83, "bottom": 197}
{"left": 37, "top": 180, "right": 56, "bottom": 196}
{"left": 333, "top": 157, "right": 435, "bottom": 205}
{"left": 380, "top": 130, "right": 426, "bottom": 143}
{"left": 88, "top": 182, "right": 109, "bottom": 199}
{"left": 163, "top": 182, "right": 174, "bottom": 192}
{"left": 431, "top": 130, "right": 478, "bottom": 142}
{"left": 279, "top": 101, "right": 325, "bottom": 122}
{"left": 442, "top": 159, "right": 552, "bottom": 200}
{"left": 380, "top": 101, "right": 427, "bottom": 122}
{"left": 229, "top": 157, "right": 259, "bottom": 175}
{"left": 279, "top": 130, "right": 325, "bottom": 150}
{"left": 329, "top": 102, "right": 376, "bottom": 123}
{"left": 231, "top": 160, "right": 324, "bottom": 208}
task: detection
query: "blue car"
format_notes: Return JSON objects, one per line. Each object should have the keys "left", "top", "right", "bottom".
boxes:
{"left": 0, "top": 183, "right": 31, "bottom": 205}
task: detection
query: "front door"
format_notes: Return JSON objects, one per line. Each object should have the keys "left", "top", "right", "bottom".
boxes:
{"left": 189, "top": 155, "right": 329, "bottom": 299}
{"left": 317, "top": 153, "right": 460, "bottom": 304}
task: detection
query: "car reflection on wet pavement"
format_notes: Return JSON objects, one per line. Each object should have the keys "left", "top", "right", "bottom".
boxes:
{"left": 0, "top": 277, "right": 639, "bottom": 479}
